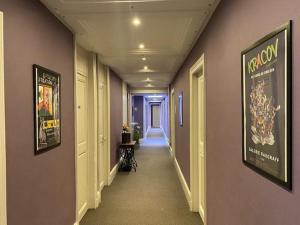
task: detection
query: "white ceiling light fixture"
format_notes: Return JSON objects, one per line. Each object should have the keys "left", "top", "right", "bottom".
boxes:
{"left": 132, "top": 17, "right": 141, "bottom": 26}
{"left": 139, "top": 43, "right": 145, "bottom": 49}
{"left": 144, "top": 66, "right": 148, "bottom": 70}
{"left": 146, "top": 83, "right": 153, "bottom": 87}
{"left": 142, "top": 57, "right": 147, "bottom": 61}
{"left": 148, "top": 95, "right": 164, "bottom": 98}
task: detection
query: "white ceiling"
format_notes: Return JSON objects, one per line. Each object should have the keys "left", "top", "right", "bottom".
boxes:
{"left": 41, "top": 0, "right": 220, "bottom": 88}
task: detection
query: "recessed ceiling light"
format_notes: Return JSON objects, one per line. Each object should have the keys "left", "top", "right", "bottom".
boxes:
{"left": 132, "top": 18, "right": 141, "bottom": 26}
{"left": 139, "top": 44, "right": 145, "bottom": 49}
{"left": 144, "top": 66, "right": 148, "bottom": 70}
{"left": 142, "top": 57, "right": 147, "bottom": 61}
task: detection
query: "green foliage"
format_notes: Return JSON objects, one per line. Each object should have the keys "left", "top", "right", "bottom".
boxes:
{"left": 133, "top": 125, "right": 140, "bottom": 144}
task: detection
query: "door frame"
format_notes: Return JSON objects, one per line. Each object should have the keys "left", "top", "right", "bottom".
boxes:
{"left": 106, "top": 67, "right": 111, "bottom": 184}
{"left": 0, "top": 11, "right": 7, "bottom": 225}
{"left": 74, "top": 43, "right": 103, "bottom": 224}
{"left": 151, "top": 104, "right": 161, "bottom": 128}
{"left": 96, "top": 61, "right": 109, "bottom": 191}
{"left": 170, "top": 88, "right": 176, "bottom": 157}
{"left": 189, "top": 54, "right": 207, "bottom": 224}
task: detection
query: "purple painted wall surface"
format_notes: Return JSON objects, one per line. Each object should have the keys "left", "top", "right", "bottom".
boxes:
{"left": 1, "top": 0, "right": 75, "bottom": 225}
{"left": 110, "top": 69, "right": 123, "bottom": 170}
{"left": 172, "top": 0, "right": 300, "bottom": 224}
{"left": 133, "top": 96, "right": 144, "bottom": 138}
{"left": 172, "top": 69, "right": 190, "bottom": 187}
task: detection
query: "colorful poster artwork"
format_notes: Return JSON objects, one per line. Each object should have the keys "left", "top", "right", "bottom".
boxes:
{"left": 34, "top": 65, "right": 61, "bottom": 154}
{"left": 242, "top": 22, "right": 292, "bottom": 190}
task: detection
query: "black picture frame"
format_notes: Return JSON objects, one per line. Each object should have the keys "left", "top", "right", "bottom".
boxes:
{"left": 241, "top": 21, "right": 292, "bottom": 190}
{"left": 33, "top": 64, "right": 61, "bottom": 155}
{"left": 178, "top": 92, "right": 183, "bottom": 126}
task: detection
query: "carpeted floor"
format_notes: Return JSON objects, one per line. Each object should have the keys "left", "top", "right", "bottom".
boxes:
{"left": 80, "top": 128, "right": 202, "bottom": 225}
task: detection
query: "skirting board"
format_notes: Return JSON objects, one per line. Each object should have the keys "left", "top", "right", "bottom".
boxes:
{"left": 108, "top": 162, "right": 119, "bottom": 186}
{"left": 174, "top": 157, "right": 192, "bottom": 210}
{"left": 95, "top": 190, "right": 101, "bottom": 207}
{"left": 169, "top": 146, "right": 174, "bottom": 158}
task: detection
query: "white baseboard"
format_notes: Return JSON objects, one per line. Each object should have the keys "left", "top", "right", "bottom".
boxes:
{"left": 100, "top": 181, "right": 105, "bottom": 191}
{"left": 162, "top": 129, "right": 170, "bottom": 144}
{"left": 95, "top": 190, "right": 101, "bottom": 208}
{"left": 174, "top": 157, "right": 192, "bottom": 210}
{"left": 108, "top": 162, "right": 119, "bottom": 186}
{"left": 145, "top": 126, "right": 150, "bottom": 138}
{"left": 169, "top": 146, "right": 174, "bottom": 158}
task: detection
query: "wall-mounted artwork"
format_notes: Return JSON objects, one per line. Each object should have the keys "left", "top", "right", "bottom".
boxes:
{"left": 241, "top": 21, "right": 292, "bottom": 190}
{"left": 178, "top": 92, "right": 183, "bottom": 126}
{"left": 33, "top": 65, "right": 61, "bottom": 154}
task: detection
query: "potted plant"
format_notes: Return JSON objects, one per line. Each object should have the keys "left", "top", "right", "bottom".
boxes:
{"left": 122, "top": 123, "right": 131, "bottom": 143}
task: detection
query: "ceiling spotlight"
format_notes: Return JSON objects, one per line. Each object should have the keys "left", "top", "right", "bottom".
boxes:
{"left": 133, "top": 18, "right": 141, "bottom": 26}
{"left": 142, "top": 57, "right": 147, "bottom": 61}
{"left": 144, "top": 66, "right": 148, "bottom": 70}
{"left": 139, "top": 44, "right": 145, "bottom": 49}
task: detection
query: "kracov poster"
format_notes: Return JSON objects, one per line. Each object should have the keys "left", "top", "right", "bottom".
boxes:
{"left": 241, "top": 22, "right": 292, "bottom": 190}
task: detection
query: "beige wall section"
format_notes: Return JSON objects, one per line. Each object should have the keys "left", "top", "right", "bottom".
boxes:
{"left": 0, "top": 11, "right": 6, "bottom": 225}
{"left": 87, "top": 52, "right": 98, "bottom": 209}
{"left": 76, "top": 45, "right": 89, "bottom": 76}
{"left": 122, "top": 82, "right": 128, "bottom": 124}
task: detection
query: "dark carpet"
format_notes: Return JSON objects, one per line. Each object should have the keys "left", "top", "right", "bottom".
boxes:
{"left": 80, "top": 129, "right": 202, "bottom": 225}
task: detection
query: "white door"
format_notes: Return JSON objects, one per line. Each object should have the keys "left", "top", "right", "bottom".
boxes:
{"left": 0, "top": 11, "right": 7, "bottom": 225}
{"left": 97, "top": 81, "right": 105, "bottom": 189}
{"left": 198, "top": 76, "right": 205, "bottom": 220}
{"left": 76, "top": 74, "right": 88, "bottom": 221}
{"left": 152, "top": 105, "right": 160, "bottom": 128}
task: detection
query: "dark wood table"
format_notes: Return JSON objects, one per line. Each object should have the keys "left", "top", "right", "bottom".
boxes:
{"left": 119, "top": 141, "right": 137, "bottom": 172}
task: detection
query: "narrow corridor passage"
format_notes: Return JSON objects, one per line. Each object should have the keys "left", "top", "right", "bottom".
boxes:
{"left": 80, "top": 129, "right": 202, "bottom": 225}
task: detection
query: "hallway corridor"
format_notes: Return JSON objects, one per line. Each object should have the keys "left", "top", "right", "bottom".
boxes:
{"left": 80, "top": 129, "right": 202, "bottom": 225}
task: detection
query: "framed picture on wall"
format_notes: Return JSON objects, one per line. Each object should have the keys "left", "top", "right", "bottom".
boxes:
{"left": 178, "top": 92, "right": 183, "bottom": 126}
{"left": 241, "top": 21, "right": 292, "bottom": 190}
{"left": 33, "top": 64, "right": 61, "bottom": 154}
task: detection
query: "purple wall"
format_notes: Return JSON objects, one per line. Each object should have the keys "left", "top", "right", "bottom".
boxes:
{"left": 172, "top": 0, "right": 300, "bottom": 224}
{"left": 172, "top": 69, "right": 190, "bottom": 186}
{"left": 110, "top": 69, "right": 123, "bottom": 170}
{"left": 133, "top": 96, "right": 144, "bottom": 138}
{"left": 1, "top": 0, "right": 75, "bottom": 225}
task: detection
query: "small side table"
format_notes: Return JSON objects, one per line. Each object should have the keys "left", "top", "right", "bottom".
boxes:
{"left": 119, "top": 141, "right": 137, "bottom": 172}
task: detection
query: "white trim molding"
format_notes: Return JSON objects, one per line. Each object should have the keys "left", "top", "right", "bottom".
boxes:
{"left": 169, "top": 146, "right": 174, "bottom": 159}
{"left": 174, "top": 158, "right": 192, "bottom": 210}
{"left": 0, "top": 11, "right": 7, "bottom": 225}
{"left": 189, "top": 54, "right": 207, "bottom": 224}
{"left": 108, "top": 163, "right": 119, "bottom": 186}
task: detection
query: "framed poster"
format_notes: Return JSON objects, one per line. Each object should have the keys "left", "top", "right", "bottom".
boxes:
{"left": 241, "top": 21, "right": 292, "bottom": 190}
{"left": 178, "top": 92, "right": 183, "bottom": 126}
{"left": 33, "top": 65, "right": 61, "bottom": 154}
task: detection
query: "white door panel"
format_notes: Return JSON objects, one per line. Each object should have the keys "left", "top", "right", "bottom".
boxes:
{"left": 76, "top": 74, "right": 88, "bottom": 221}
{"left": 152, "top": 105, "right": 160, "bottom": 128}
{"left": 98, "top": 82, "right": 106, "bottom": 188}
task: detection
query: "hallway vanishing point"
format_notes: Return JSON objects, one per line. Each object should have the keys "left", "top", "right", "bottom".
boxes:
{"left": 80, "top": 129, "right": 202, "bottom": 225}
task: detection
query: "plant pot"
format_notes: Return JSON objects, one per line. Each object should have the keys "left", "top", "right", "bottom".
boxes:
{"left": 122, "top": 132, "right": 131, "bottom": 143}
